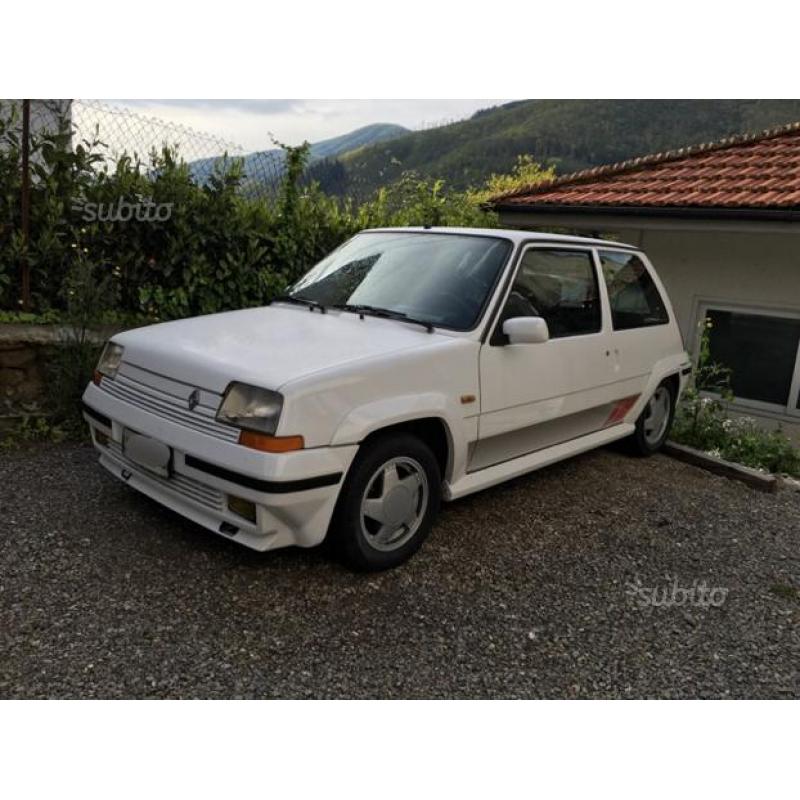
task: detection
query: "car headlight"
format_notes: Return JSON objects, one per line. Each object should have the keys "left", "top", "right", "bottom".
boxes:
{"left": 96, "top": 342, "right": 124, "bottom": 379}
{"left": 216, "top": 383, "right": 283, "bottom": 434}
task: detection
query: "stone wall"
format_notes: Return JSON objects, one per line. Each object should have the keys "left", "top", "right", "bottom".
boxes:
{"left": 0, "top": 325, "right": 113, "bottom": 422}
{"left": 0, "top": 339, "right": 48, "bottom": 407}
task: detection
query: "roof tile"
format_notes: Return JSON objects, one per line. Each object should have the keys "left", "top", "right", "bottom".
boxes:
{"left": 492, "top": 121, "right": 800, "bottom": 210}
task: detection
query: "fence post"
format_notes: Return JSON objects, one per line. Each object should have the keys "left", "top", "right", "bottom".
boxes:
{"left": 20, "top": 99, "right": 31, "bottom": 311}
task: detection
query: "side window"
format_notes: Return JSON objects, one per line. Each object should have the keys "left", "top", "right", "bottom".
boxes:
{"left": 600, "top": 251, "right": 669, "bottom": 330}
{"left": 498, "top": 248, "right": 601, "bottom": 339}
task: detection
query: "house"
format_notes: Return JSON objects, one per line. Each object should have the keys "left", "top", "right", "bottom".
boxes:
{"left": 489, "top": 122, "right": 800, "bottom": 439}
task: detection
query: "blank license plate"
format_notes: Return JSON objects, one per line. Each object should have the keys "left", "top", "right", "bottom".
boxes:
{"left": 123, "top": 430, "right": 172, "bottom": 478}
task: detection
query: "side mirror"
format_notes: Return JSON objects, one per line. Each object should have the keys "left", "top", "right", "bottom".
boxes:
{"left": 502, "top": 316, "right": 550, "bottom": 344}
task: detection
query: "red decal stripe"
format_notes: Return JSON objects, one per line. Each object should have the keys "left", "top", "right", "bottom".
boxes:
{"left": 605, "top": 394, "right": 640, "bottom": 426}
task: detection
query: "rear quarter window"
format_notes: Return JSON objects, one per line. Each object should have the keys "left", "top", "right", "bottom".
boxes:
{"left": 599, "top": 250, "right": 669, "bottom": 330}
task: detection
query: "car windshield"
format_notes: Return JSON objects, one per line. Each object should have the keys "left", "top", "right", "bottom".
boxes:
{"left": 286, "top": 232, "right": 512, "bottom": 330}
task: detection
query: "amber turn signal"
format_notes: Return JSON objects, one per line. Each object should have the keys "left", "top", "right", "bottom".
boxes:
{"left": 238, "top": 431, "right": 305, "bottom": 452}
{"left": 92, "top": 370, "right": 103, "bottom": 386}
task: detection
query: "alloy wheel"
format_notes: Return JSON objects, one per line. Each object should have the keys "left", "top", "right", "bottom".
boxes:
{"left": 643, "top": 386, "right": 671, "bottom": 446}
{"left": 359, "top": 456, "right": 429, "bottom": 552}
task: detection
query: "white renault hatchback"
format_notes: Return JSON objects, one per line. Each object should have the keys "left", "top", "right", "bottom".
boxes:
{"left": 83, "top": 227, "right": 691, "bottom": 569}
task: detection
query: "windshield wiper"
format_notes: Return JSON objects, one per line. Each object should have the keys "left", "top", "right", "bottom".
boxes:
{"left": 271, "top": 294, "right": 327, "bottom": 313}
{"left": 333, "top": 303, "right": 434, "bottom": 333}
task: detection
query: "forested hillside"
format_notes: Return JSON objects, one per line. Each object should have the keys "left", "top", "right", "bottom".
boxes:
{"left": 308, "top": 100, "right": 800, "bottom": 198}
{"left": 190, "top": 123, "right": 407, "bottom": 187}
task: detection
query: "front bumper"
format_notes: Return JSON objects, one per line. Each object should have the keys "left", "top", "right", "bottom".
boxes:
{"left": 82, "top": 382, "right": 357, "bottom": 552}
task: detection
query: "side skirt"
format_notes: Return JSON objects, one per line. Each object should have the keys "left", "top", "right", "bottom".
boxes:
{"left": 444, "top": 423, "right": 635, "bottom": 501}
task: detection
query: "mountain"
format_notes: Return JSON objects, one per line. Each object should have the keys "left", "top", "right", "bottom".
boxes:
{"left": 189, "top": 123, "right": 408, "bottom": 188}
{"left": 305, "top": 123, "right": 408, "bottom": 160}
{"left": 308, "top": 100, "right": 800, "bottom": 198}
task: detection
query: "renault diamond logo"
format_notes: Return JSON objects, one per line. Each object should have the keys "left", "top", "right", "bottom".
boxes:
{"left": 187, "top": 389, "right": 200, "bottom": 411}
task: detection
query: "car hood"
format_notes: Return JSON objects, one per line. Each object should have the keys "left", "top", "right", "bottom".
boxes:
{"left": 112, "top": 305, "right": 455, "bottom": 394}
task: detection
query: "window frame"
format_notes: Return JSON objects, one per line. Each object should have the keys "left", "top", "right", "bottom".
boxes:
{"left": 488, "top": 244, "right": 606, "bottom": 345}
{"left": 597, "top": 248, "right": 671, "bottom": 332}
{"left": 694, "top": 299, "right": 800, "bottom": 420}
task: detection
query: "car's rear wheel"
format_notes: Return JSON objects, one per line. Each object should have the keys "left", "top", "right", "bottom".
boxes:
{"left": 628, "top": 381, "right": 676, "bottom": 455}
{"left": 331, "top": 432, "right": 441, "bottom": 570}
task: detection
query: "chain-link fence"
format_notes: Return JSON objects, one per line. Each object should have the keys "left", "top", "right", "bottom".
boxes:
{"left": 4, "top": 99, "right": 286, "bottom": 200}
{"left": 71, "top": 100, "right": 284, "bottom": 200}
{"left": 2, "top": 99, "right": 291, "bottom": 308}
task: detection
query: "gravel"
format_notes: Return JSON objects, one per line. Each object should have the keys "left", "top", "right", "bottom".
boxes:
{"left": 1, "top": 442, "right": 797, "bottom": 698}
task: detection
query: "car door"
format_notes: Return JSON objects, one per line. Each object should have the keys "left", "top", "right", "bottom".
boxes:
{"left": 470, "top": 245, "right": 616, "bottom": 472}
{"left": 597, "top": 248, "right": 677, "bottom": 397}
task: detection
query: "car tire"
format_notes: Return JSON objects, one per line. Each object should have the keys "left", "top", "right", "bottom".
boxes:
{"left": 627, "top": 380, "right": 676, "bottom": 456}
{"left": 330, "top": 432, "right": 442, "bottom": 571}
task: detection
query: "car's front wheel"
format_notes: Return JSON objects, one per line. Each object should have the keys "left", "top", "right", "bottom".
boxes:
{"left": 331, "top": 432, "right": 442, "bottom": 570}
{"left": 628, "top": 381, "right": 676, "bottom": 455}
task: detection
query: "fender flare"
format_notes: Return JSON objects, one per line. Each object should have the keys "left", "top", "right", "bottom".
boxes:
{"left": 329, "top": 393, "right": 465, "bottom": 479}
{"left": 631, "top": 353, "right": 690, "bottom": 420}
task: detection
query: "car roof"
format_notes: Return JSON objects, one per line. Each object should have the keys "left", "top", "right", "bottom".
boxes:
{"left": 360, "top": 226, "right": 637, "bottom": 250}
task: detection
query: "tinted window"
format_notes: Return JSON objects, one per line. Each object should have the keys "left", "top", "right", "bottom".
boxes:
{"left": 705, "top": 309, "right": 800, "bottom": 407}
{"left": 289, "top": 232, "right": 511, "bottom": 331}
{"left": 500, "top": 248, "right": 601, "bottom": 339}
{"left": 600, "top": 251, "right": 669, "bottom": 330}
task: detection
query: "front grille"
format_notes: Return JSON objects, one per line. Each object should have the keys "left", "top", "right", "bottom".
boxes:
{"left": 107, "top": 440, "right": 225, "bottom": 511}
{"left": 101, "top": 369, "right": 239, "bottom": 443}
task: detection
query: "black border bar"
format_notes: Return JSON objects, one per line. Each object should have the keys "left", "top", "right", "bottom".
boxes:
{"left": 82, "top": 402, "right": 111, "bottom": 429}
{"left": 184, "top": 455, "right": 342, "bottom": 494}
{"left": 493, "top": 203, "right": 800, "bottom": 223}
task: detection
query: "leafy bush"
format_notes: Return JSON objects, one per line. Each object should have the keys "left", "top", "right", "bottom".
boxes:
{"left": 0, "top": 309, "right": 62, "bottom": 324}
{"left": 356, "top": 172, "right": 497, "bottom": 228}
{"left": 671, "top": 320, "right": 800, "bottom": 476}
{"left": 672, "top": 404, "right": 800, "bottom": 477}
{"left": 43, "top": 236, "right": 117, "bottom": 433}
{"left": 468, "top": 155, "right": 555, "bottom": 204}
{"left": 0, "top": 412, "right": 66, "bottom": 450}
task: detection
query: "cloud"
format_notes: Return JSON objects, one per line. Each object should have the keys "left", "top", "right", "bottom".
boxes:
{"left": 109, "top": 99, "right": 509, "bottom": 152}
{"left": 122, "top": 99, "right": 300, "bottom": 115}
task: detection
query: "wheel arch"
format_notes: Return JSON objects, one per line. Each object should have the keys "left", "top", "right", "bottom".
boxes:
{"left": 357, "top": 417, "right": 453, "bottom": 481}
{"left": 662, "top": 371, "right": 680, "bottom": 400}
{"left": 631, "top": 353, "right": 690, "bottom": 421}
{"left": 329, "top": 393, "right": 462, "bottom": 482}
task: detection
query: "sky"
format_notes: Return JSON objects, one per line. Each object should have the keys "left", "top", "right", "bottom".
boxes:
{"left": 113, "top": 99, "right": 509, "bottom": 152}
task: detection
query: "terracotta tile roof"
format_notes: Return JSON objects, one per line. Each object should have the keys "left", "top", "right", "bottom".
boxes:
{"left": 491, "top": 121, "right": 800, "bottom": 210}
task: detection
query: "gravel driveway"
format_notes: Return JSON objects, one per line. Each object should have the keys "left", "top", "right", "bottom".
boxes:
{"left": 1, "top": 442, "right": 797, "bottom": 698}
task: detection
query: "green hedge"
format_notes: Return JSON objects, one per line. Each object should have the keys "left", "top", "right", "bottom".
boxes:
{"left": 0, "top": 105, "right": 509, "bottom": 322}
